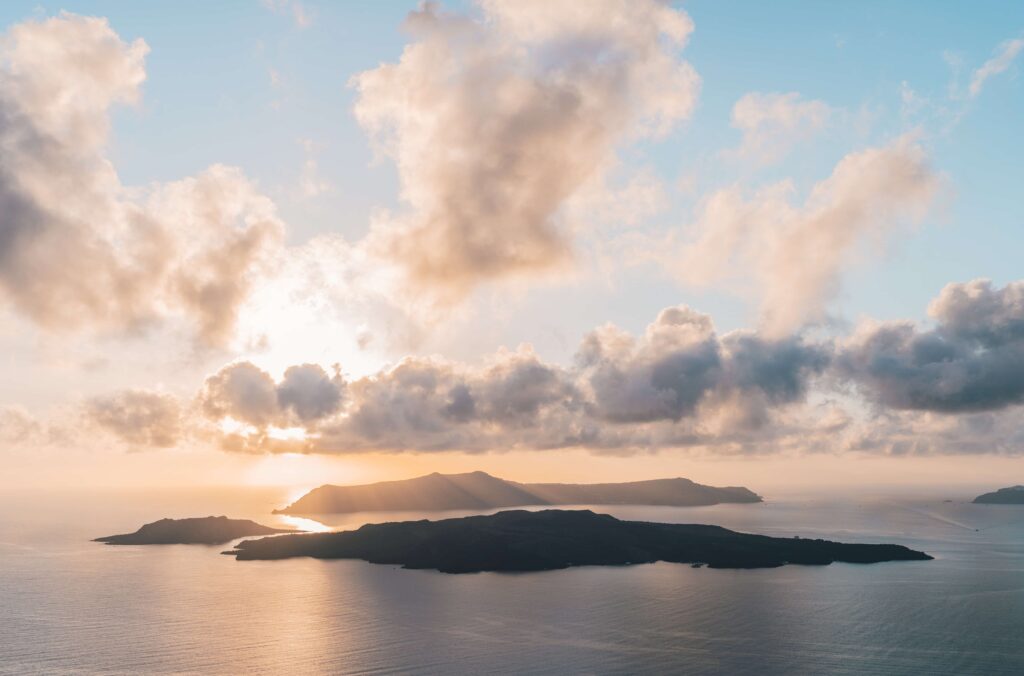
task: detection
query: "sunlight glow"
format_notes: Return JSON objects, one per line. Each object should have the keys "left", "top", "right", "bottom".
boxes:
{"left": 277, "top": 515, "right": 333, "bottom": 533}
{"left": 267, "top": 426, "right": 309, "bottom": 442}
{"left": 219, "top": 417, "right": 258, "bottom": 437}
{"left": 242, "top": 452, "right": 359, "bottom": 490}
{"left": 232, "top": 261, "right": 389, "bottom": 381}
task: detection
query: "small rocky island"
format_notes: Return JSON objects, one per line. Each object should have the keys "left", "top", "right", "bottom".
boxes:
{"left": 95, "top": 516, "right": 297, "bottom": 545}
{"left": 276, "top": 471, "right": 762, "bottom": 514}
{"left": 227, "top": 509, "right": 931, "bottom": 573}
{"left": 973, "top": 486, "right": 1024, "bottom": 504}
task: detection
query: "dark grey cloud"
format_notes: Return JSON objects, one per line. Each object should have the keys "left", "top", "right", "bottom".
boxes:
{"left": 577, "top": 308, "right": 828, "bottom": 428}
{"left": 722, "top": 332, "right": 830, "bottom": 404}
{"left": 277, "top": 364, "right": 345, "bottom": 422}
{"left": 472, "top": 356, "right": 577, "bottom": 427}
{"left": 928, "top": 279, "right": 1024, "bottom": 347}
{"left": 578, "top": 310, "right": 723, "bottom": 424}
{"left": 838, "top": 280, "right": 1024, "bottom": 413}
{"left": 326, "top": 351, "right": 580, "bottom": 452}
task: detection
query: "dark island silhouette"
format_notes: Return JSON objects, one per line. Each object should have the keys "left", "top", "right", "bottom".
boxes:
{"left": 227, "top": 509, "right": 931, "bottom": 573}
{"left": 275, "top": 471, "right": 762, "bottom": 515}
{"left": 973, "top": 485, "right": 1024, "bottom": 504}
{"left": 95, "top": 516, "right": 297, "bottom": 545}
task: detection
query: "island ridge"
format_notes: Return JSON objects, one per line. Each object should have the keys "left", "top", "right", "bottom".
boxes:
{"left": 276, "top": 471, "right": 762, "bottom": 514}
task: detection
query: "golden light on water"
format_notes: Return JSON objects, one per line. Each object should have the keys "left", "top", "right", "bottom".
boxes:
{"left": 277, "top": 515, "right": 332, "bottom": 533}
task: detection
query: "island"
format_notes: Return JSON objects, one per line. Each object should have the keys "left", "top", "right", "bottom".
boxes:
{"left": 226, "top": 509, "right": 931, "bottom": 573}
{"left": 973, "top": 485, "right": 1024, "bottom": 504}
{"left": 275, "top": 471, "right": 762, "bottom": 514}
{"left": 95, "top": 516, "right": 297, "bottom": 545}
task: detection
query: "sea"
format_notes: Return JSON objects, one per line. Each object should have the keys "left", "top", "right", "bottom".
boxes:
{"left": 1, "top": 486, "right": 1022, "bottom": 675}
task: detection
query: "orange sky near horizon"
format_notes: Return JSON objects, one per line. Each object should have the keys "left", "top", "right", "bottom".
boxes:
{"left": 4, "top": 445, "right": 1019, "bottom": 499}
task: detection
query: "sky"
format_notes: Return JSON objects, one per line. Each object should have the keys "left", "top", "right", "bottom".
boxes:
{"left": 1, "top": 0, "right": 1023, "bottom": 493}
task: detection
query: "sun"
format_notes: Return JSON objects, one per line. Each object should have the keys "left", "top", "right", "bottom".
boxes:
{"left": 231, "top": 260, "right": 389, "bottom": 382}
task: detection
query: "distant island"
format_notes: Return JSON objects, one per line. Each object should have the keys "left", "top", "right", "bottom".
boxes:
{"left": 275, "top": 471, "right": 762, "bottom": 514}
{"left": 227, "top": 509, "right": 931, "bottom": 573}
{"left": 973, "top": 486, "right": 1024, "bottom": 504}
{"left": 95, "top": 516, "right": 297, "bottom": 545}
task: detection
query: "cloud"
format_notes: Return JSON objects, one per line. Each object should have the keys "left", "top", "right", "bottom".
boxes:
{"left": 84, "top": 390, "right": 182, "bottom": 448}
{"left": 277, "top": 363, "right": 346, "bottom": 422}
{"left": 199, "top": 361, "right": 345, "bottom": 430}
{"left": 677, "top": 137, "right": 938, "bottom": 335}
{"left": 728, "top": 92, "right": 831, "bottom": 164}
{"left": 577, "top": 307, "right": 829, "bottom": 430}
{"left": 200, "top": 362, "right": 281, "bottom": 427}
{"left": 0, "top": 14, "right": 283, "bottom": 346}
{"left": 0, "top": 14, "right": 152, "bottom": 329}
{"left": 148, "top": 166, "right": 284, "bottom": 345}
{"left": 0, "top": 406, "right": 43, "bottom": 445}
{"left": 928, "top": 278, "right": 1024, "bottom": 347}
{"left": 47, "top": 278, "right": 1024, "bottom": 457}
{"left": 191, "top": 304, "right": 825, "bottom": 454}
{"left": 819, "top": 403, "right": 1024, "bottom": 457}
{"left": 319, "top": 349, "right": 580, "bottom": 452}
{"left": 838, "top": 279, "right": 1024, "bottom": 413}
{"left": 352, "top": 0, "right": 699, "bottom": 301}
{"left": 577, "top": 307, "right": 723, "bottom": 423}
{"left": 296, "top": 138, "right": 331, "bottom": 199}
{"left": 969, "top": 37, "right": 1024, "bottom": 98}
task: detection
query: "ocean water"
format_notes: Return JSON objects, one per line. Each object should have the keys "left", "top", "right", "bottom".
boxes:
{"left": 1, "top": 488, "right": 1022, "bottom": 675}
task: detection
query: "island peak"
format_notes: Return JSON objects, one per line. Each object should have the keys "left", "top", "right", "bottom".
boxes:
{"left": 275, "top": 472, "right": 762, "bottom": 515}
{"left": 973, "top": 485, "right": 1024, "bottom": 504}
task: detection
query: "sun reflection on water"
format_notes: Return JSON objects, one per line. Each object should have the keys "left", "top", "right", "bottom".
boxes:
{"left": 276, "top": 515, "right": 332, "bottom": 533}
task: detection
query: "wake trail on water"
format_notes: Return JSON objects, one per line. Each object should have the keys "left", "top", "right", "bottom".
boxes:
{"left": 894, "top": 504, "right": 978, "bottom": 532}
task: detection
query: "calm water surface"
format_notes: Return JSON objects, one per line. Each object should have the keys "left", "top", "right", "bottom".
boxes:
{"left": 1, "top": 487, "right": 1022, "bottom": 675}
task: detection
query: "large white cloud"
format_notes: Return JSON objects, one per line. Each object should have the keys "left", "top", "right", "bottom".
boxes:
{"left": 352, "top": 0, "right": 700, "bottom": 300}
{"left": 678, "top": 137, "right": 939, "bottom": 335}
{"left": 0, "top": 14, "right": 282, "bottom": 346}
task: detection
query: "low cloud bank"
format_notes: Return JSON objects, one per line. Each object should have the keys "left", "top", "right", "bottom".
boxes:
{"left": 839, "top": 279, "right": 1024, "bottom": 413}
{"left": 74, "top": 278, "right": 1015, "bottom": 457}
